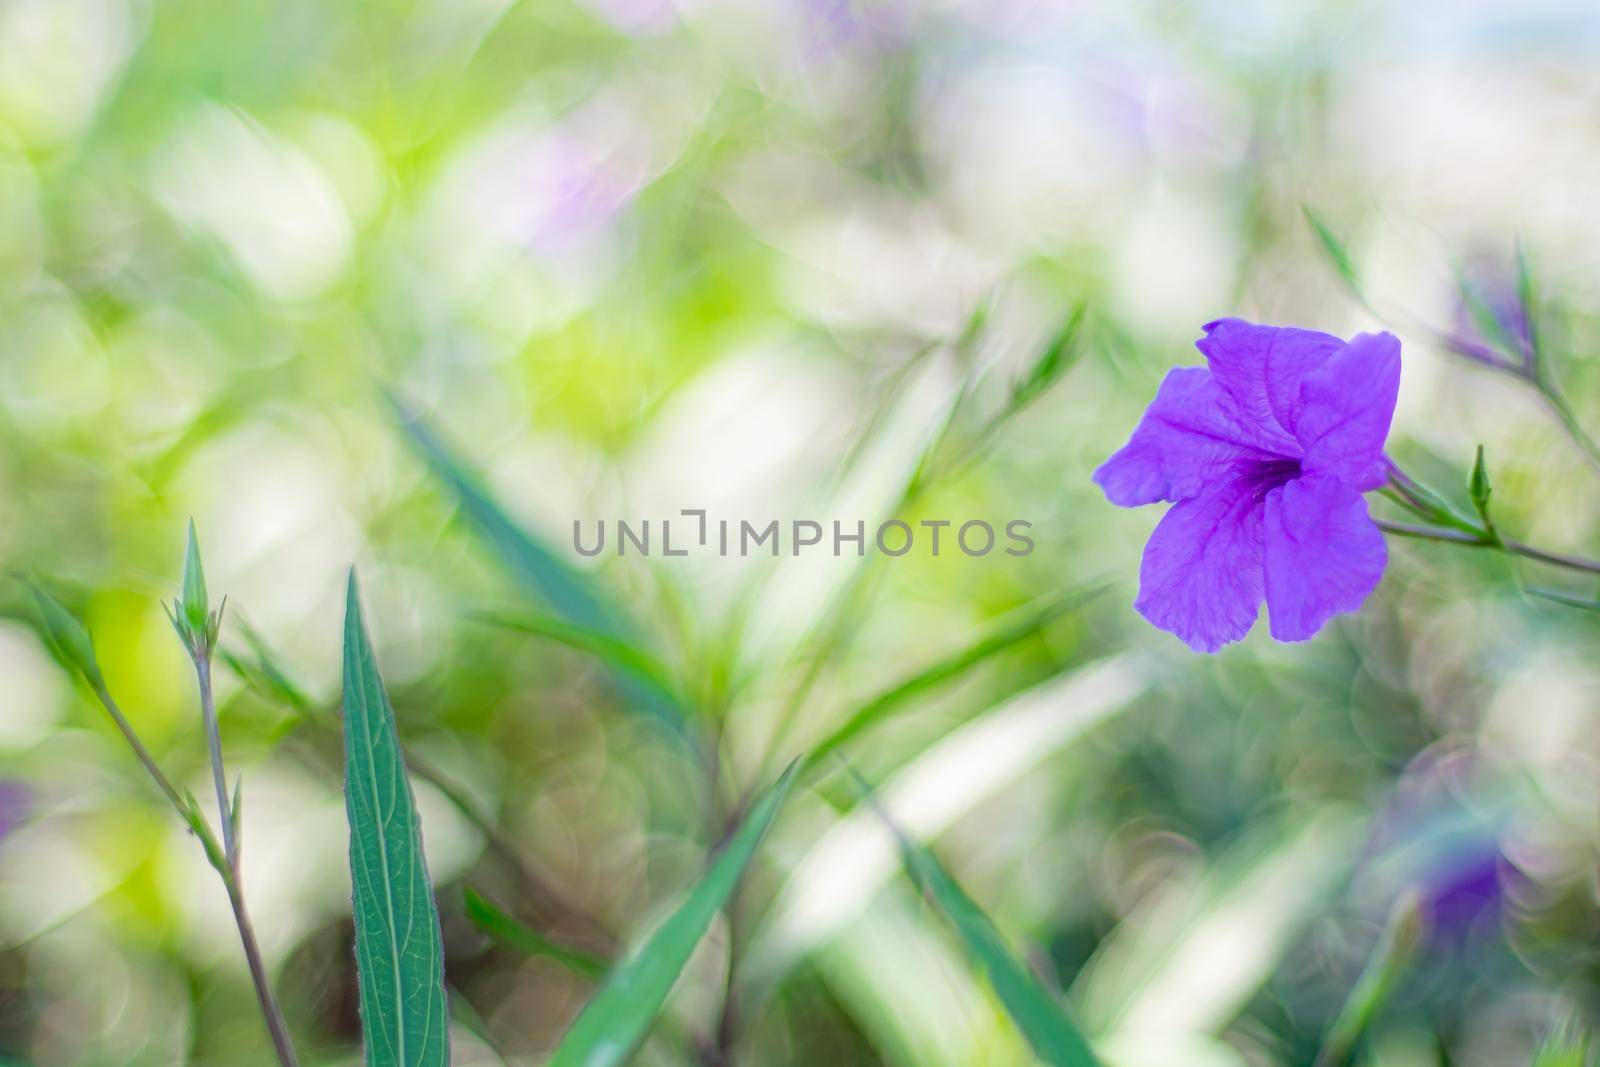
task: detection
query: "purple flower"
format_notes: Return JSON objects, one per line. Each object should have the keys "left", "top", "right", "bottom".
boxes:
{"left": 1443, "top": 255, "right": 1536, "bottom": 375}
{"left": 1093, "top": 319, "right": 1401, "bottom": 652}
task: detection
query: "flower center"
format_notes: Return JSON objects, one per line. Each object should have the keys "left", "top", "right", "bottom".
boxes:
{"left": 1246, "top": 457, "right": 1303, "bottom": 495}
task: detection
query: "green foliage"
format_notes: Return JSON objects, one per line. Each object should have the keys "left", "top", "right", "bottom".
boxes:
{"left": 393, "top": 401, "right": 694, "bottom": 742}
{"left": 546, "top": 761, "right": 801, "bottom": 1067}
{"left": 1313, "top": 892, "right": 1423, "bottom": 1067}
{"left": 856, "top": 773, "right": 1101, "bottom": 1067}
{"left": 342, "top": 571, "right": 450, "bottom": 1067}
{"left": 472, "top": 609, "right": 683, "bottom": 712}
{"left": 463, "top": 887, "right": 606, "bottom": 979}
{"left": 181, "top": 519, "right": 209, "bottom": 633}
{"left": 25, "top": 580, "right": 104, "bottom": 689}
{"left": 1304, "top": 207, "right": 1362, "bottom": 296}
{"left": 809, "top": 583, "right": 1104, "bottom": 765}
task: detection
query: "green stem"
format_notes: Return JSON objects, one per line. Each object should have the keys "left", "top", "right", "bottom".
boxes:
{"left": 87, "top": 678, "right": 300, "bottom": 1067}
{"left": 223, "top": 871, "right": 301, "bottom": 1067}
{"left": 1314, "top": 892, "right": 1423, "bottom": 1067}
{"left": 1537, "top": 382, "right": 1600, "bottom": 480}
{"left": 194, "top": 656, "right": 237, "bottom": 868}
{"left": 1375, "top": 519, "right": 1600, "bottom": 575}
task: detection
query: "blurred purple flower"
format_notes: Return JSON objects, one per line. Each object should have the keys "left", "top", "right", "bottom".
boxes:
{"left": 1365, "top": 750, "right": 1513, "bottom": 945}
{"left": 0, "top": 781, "right": 30, "bottom": 843}
{"left": 1442, "top": 255, "right": 1536, "bottom": 375}
{"left": 1094, "top": 319, "right": 1401, "bottom": 652}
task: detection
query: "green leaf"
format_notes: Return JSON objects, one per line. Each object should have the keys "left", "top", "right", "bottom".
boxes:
{"left": 547, "top": 761, "right": 801, "bottom": 1067}
{"left": 471, "top": 609, "right": 681, "bottom": 712}
{"left": 342, "top": 570, "right": 450, "bottom": 1067}
{"left": 25, "top": 580, "right": 104, "bottom": 689}
{"left": 809, "top": 584, "right": 1105, "bottom": 765}
{"left": 1304, "top": 207, "right": 1361, "bottom": 295}
{"left": 221, "top": 615, "right": 317, "bottom": 717}
{"left": 1515, "top": 242, "right": 1542, "bottom": 368}
{"left": 391, "top": 399, "right": 692, "bottom": 741}
{"left": 1011, "top": 303, "right": 1087, "bottom": 410}
{"left": 1532, "top": 1026, "right": 1591, "bottom": 1067}
{"left": 1313, "top": 891, "right": 1423, "bottom": 1067}
{"left": 858, "top": 775, "right": 1100, "bottom": 1067}
{"left": 463, "top": 887, "right": 606, "bottom": 979}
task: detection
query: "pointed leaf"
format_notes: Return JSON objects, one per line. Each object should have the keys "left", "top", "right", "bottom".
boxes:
{"left": 342, "top": 571, "right": 450, "bottom": 1067}
{"left": 391, "top": 400, "right": 692, "bottom": 741}
{"left": 26, "top": 580, "right": 104, "bottom": 688}
{"left": 1304, "top": 207, "right": 1361, "bottom": 295}
{"left": 547, "top": 761, "right": 801, "bottom": 1067}
{"left": 471, "top": 609, "right": 680, "bottom": 711}
{"left": 463, "top": 888, "right": 605, "bottom": 979}
{"left": 1011, "top": 303, "right": 1087, "bottom": 410}
{"left": 860, "top": 776, "right": 1100, "bottom": 1067}
{"left": 1313, "top": 891, "right": 1423, "bottom": 1067}
{"left": 810, "top": 584, "right": 1105, "bottom": 764}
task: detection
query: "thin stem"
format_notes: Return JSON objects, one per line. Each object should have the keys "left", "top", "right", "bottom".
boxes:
{"left": 224, "top": 872, "right": 301, "bottom": 1067}
{"left": 185, "top": 647, "right": 300, "bottom": 1067}
{"left": 1375, "top": 518, "right": 1600, "bottom": 575}
{"left": 1537, "top": 383, "right": 1600, "bottom": 480}
{"left": 88, "top": 681, "right": 187, "bottom": 813}
{"left": 195, "top": 656, "right": 237, "bottom": 868}
{"left": 86, "top": 677, "right": 300, "bottom": 1067}
{"left": 402, "top": 746, "right": 618, "bottom": 955}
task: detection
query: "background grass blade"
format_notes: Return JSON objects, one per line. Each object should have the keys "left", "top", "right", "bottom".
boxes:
{"left": 392, "top": 401, "right": 693, "bottom": 741}
{"left": 809, "top": 584, "right": 1106, "bottom": 764}
{"left": 343, "top": 570, "right": 450, "bottom": 1067}
{"left": 547, "top": 761, "right": 801, "bottom": 1067}
{"left": 470, "top": 609, "right": 683, "bottom": 710}
{"left": 1313, "top": 892, "right": 1423, "bottom": 1067}
{"left": 857, "top": 774, "right": 1100, "bottom": 1067}
{"left": 464, "top": 887, "right": 605, "bottom": 979}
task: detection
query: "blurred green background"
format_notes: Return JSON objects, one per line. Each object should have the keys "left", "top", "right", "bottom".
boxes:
{"left": 2, "top": 0, "right": 1599, "bottom": 1064}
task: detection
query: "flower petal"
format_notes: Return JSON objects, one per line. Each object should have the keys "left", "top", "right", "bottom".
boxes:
{"left": 1295, "top": 331, "right": 1402, "bottom": 491}
{"left": 1134, "top": 474, "right": 1266, "bottom": 652}
{"left": 1263, "top": 473, "right": 1386, "bottom": 642}
{"left": 1197, "top": 318, "right": 1346, "bottom": 445}
{"left": 1094, "top": 367, "right": 1295, "bottom": 507}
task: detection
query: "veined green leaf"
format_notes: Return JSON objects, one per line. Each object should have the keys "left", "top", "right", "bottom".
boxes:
{"left": 859, "top": 775, "right": 1100, "bottom": 1067}
{"left": 342, "top": 570, "right": 450, "bottom": 1067}
{"left": 463, "top": 887, "right": 605, "bottom": 979}
{"left": 547, "top": 761, "right": 801, "bottom": 1067}
{"left": 391, "top": 399, "right": 691, "bottom": 740}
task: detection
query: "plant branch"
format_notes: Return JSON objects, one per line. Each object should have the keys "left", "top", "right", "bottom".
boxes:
{"left": 1375, "top": 518, "right": 1600, "bottom": 575}
{"left": 1536, "top": 382, "right": 1600, "bottom": 480}
{"left": 194, "top": 655, "right": 237, "bottom": 868}
{"left": 84, "top": 676, "right": 300, "bottom": 1067}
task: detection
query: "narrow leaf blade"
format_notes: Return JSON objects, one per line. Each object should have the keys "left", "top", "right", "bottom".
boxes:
{"left": 811, "top": 584, "right": 1105, "bottom": 764}
{"left": 861, "top": 778, "right": 1100, "bottom": 1067}
{"left": 1303, "top": 207, "right": 1361, "bottom": 295}
{"left": 391, "top": 400, "right": 691, "bottom": 740}
{"left": 547, "top": 762, "right": 801, "bottom": 1067}
{"left": 342, "top": 570, "right": 450, "bottom": 1067}
{"left": 463, "top": 887, "right": 606, "bottom": 979}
